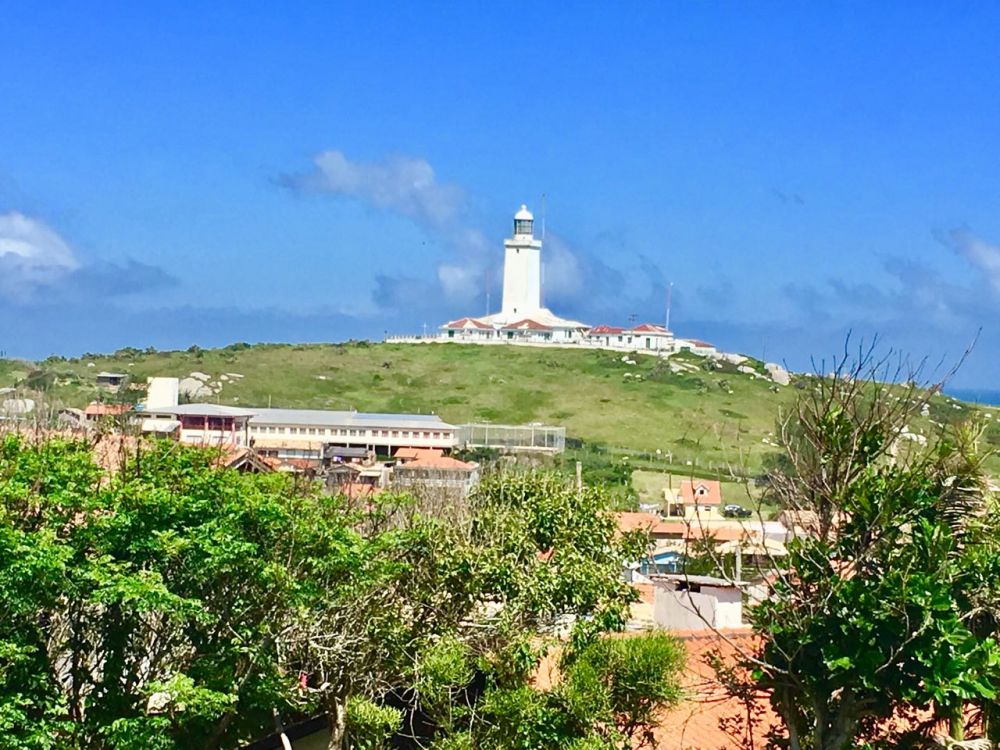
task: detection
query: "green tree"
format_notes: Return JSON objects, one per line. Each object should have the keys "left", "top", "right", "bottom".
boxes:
{"left": 0, "top": 436, "right": 351, "bottom": 749}
{"left": 281, "top": 471, "right": 653, "bottom": 749}
{"left": 0, "top": 437, "right": 679, "bottom": 750}
{"left": 732, "top": 352, "right": 1000, "bottom": 750}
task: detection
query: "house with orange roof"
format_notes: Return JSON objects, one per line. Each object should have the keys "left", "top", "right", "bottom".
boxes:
{"left": 391, "top": 451, "right": 480, "bottom": 498}
{"left": 674, "top": 479, "right": 724, "bottom": 514}
{"left": 84, "top": 401, "right": 133, "bottom": 423}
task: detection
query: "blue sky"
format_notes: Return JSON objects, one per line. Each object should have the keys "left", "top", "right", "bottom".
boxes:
{"left": 1, "top": 2, "right": 999, "bottom": 387}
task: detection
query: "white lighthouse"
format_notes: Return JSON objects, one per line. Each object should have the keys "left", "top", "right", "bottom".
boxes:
{"left": 500, "top": 204, "right": 543, "bottom": 320}
{"left": 439, "top": 202, "right": 589, "bottom": 342}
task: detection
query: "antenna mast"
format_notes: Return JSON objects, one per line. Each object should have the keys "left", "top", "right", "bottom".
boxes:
{"left": 540, "top": 194, "right": 547, "bottom": 308}
{"left": 665, "top": 282, "right": 674, "bottom": 331}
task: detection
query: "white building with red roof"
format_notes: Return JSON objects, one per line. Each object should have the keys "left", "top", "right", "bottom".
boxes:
{"left": 434, "top": 204, "right": 720, "bottom": 356}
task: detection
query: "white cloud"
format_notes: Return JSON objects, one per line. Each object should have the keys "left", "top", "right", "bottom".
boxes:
{"left": 540, "top": 234, "right": 585, "bottom": 303}
{"left": 946, "top": 228, "right": 1000, "bottom": 293}
{"left": 0, "top": 212, "right": 79, "bottom": 299}
{"left": 284, "top": 150, "right": 464, "bottom": 228}
{"left": 437, "top": 263, "right": 480, "bottom": 301}
{"left": 281, "top": 150, "right": 638, "bottom": 315}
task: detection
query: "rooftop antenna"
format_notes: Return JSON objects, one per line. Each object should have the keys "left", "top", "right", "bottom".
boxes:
{"left": 485, "top": 266, "right": 491, "bottom": 315}
{"left": 665, "top": 282, "right": 674, "bottom": 331}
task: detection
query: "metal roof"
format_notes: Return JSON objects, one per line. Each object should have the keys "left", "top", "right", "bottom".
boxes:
{"left": 140, "top": 404, "right": 258, "bottom": 418}
{"left": 656, "top": 573, "right": 740, "bottom": 588}
{"left": 249, "top": 408, "right": 453, "bottom": 430}
{"left": 138, "top": 404, "right": 453, "bottom": 430}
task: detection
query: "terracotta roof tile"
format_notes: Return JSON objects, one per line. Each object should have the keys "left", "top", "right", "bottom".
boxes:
{"left": 631, "top": 323, "right": 670, "bottom": 334}
{"left": 443, "top": 317, "right": 492, "bottom": 330}
{"left": 588, "top": 324, "right": 625, "bottom": 335}
{"left": 656, "top": 630, "right": 780, "bottom": 750}
{"left": 502, "top": 318, "right": 551, "bottom": 331}
{"left": 680, "top": 479, "right": 723, "bottom": 506}
{"left": 84, "top": 402, "right": 132, "bottom": 417}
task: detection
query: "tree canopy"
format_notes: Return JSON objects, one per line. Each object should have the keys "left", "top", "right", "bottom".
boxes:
{"left": 0, "top": 434, "right": 684, "bottom": 750}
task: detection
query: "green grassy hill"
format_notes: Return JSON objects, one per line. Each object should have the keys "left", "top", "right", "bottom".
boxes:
{"left": 2, "top": 341, "right": 997, "bottom": 480}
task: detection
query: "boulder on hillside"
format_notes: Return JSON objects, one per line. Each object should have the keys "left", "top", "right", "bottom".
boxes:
{"left": 179, "top": 377, "right": 212, "bottom": 399}
{"left": 765, "top": 363, "right": 791, "bottom": 386}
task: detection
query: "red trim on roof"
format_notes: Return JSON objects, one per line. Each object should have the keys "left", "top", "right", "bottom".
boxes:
{"left": 503, "top": 318, "right": 551, "bottom": 331}
{"left": 84, "top": 402, "right": 132, "bottom": 417}
{"left": 631, "top": 323, "right": 670, "bottom": 334}
{"left": 679, "top": 479, "right": 723, "bottom": 506}
{"left": 443, "top": 317, "right": 492, "bottom": 330}
{"left": 588, "top": 324, "right": 624, "bottom": 335}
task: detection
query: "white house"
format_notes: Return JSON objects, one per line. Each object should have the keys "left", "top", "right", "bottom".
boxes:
{"left": 583, "top": 322, "right": 674, "bottom": 352}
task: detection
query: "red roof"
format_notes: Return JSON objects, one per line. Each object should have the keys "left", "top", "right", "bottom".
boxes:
{"left": 84, "top": 402, "right": 132, "bottom": 417}
{"left": 502, "top": 318, "right": 551, "bottom": 331}
{"left": 588, "top": 324, "right": 625, "bottom": 335}
{"left": 683, "top": 339, "right": 716, "bottom": 348}
{"left": 656, "top": 630, "right": 779, "bottom": 750}
{"left": 395, "top": 447, "right": 442, "bottom": 460}
{"left": 680, "top": 479, "right": 723, "bottom": 506}
{"left": 616, "top": 512, "right": 752, "bottom": 543}
{"left": 398, "top": 453, "right": 477, "bottom": 471}
{"left": 631, "top": 323, "right": 670, "bottom": 334}
{"left": 616, "top": 511, "right": 667, "bottom": 534}
{"left": 443, "top": 317, "right": 492, "bottom": 330}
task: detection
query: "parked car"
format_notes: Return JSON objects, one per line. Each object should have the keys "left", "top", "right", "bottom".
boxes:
{"left": 723, "top": 504, "right": 752, "bottom": 518}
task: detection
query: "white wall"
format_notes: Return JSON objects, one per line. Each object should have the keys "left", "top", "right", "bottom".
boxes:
{"left": 501, "top": 238, "right": 542, "bottom": 319}
{"left": 652, "top": 583, "right": 743, "bottom": 630}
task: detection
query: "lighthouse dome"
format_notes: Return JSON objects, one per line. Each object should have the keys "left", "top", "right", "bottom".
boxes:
{"left": 513, "top": 204, "right": 534, "bottom": 237}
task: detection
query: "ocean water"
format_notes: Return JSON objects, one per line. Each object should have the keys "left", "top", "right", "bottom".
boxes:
{"left": 946, "top": 388, "right": 1000, "bottom": 406}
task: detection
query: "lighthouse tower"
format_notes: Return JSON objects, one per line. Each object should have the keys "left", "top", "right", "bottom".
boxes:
{"left": 500, "top": 204, "right": 543, "bottom": 320}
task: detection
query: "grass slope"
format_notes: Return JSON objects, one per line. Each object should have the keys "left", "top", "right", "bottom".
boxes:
{"left": 2, "top": 341, "right": 997, "bottom": 477}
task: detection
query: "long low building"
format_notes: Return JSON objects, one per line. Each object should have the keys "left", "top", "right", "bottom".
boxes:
{"left": 139, "top": 403, "right": 459, "bottom": 460}
{"left": 248, "top": 408, "right": 458, "bottom": 459}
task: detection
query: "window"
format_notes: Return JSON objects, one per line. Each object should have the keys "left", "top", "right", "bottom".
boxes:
{"left": 391, "top": 431, "right": 399, "bottom": 437}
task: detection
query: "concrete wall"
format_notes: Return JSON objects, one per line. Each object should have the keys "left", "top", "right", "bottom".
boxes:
{"left": 652, "top": 584, "right": 743, "bottom": 630}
